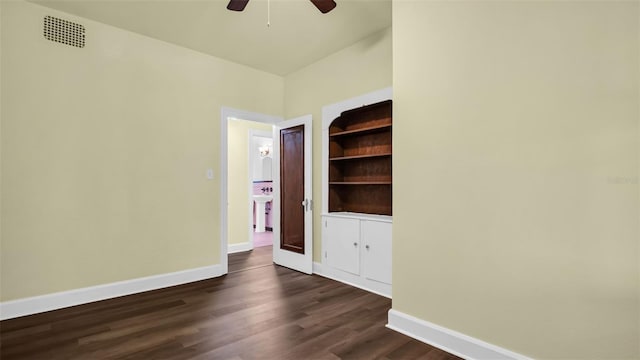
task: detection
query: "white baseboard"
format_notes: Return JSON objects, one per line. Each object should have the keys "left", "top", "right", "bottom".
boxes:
{"left": 228, "top": 242, "right": 253, "bottom": 254}
{"left": 386, "top": 309, "right": 531, "bottom": 360}
{"left": 0, "top": 264, "right": 224, "bottom": 320}
{"left": 313, "top": 261, "right": 391, "bottom": 299}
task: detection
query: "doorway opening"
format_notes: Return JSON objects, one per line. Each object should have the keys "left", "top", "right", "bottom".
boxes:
{"left": 220, "top": 107, "right": 313, "bottom": 275}
{"left": 227, "top": 118, "right": 275, "bottom": 253}
{"left": 220, "top": 108, "right": 282, "bottom": 274}
{"left": 249, "top": 130, "right": 274, "bottom": 249}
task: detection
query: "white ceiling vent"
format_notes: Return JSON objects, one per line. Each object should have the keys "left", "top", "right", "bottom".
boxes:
{"left": 43, "top": 15, "right": 85, "bottom": 48}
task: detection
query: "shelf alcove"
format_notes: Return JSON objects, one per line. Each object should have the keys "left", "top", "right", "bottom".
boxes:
{"left": 328, "top": 99, "right": 392, "bottom": 216}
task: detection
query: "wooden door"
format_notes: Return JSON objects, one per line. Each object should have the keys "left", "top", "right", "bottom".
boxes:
{"left": 272, "top": 115, "right": 313, "bottom": 274}
{"left": 280, "top": 125, "right": 305, "bottom": 254}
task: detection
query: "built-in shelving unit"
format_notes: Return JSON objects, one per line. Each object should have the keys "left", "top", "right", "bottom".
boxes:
{"left": 319, "top": 88, "right": 393, "bottom": 298}
{"left": 328, "top": 99, "right": 392, "bottom": 216}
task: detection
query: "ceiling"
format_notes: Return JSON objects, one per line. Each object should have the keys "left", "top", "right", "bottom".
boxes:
{"left": 30, "top": 0, "right": 392, "bottom": 76}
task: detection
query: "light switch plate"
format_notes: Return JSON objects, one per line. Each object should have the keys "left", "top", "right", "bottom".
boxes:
{"left": 206, "top": 169, "right": 214, "bottom": 180}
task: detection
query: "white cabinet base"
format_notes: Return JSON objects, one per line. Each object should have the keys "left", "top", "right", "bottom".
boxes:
{"left": 362, "top": 220, "right": 393, "bottom": 284}
{"left": 313, "top": 261, "right": 392, "bottom": 298}
{"left": 320, "top": 213, "right": 392, "bottom": 298}
{"left": 325, "top": 216, "right": 360, "bottom": 275}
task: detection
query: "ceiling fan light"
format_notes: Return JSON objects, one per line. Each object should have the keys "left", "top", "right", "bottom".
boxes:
{"left": 227, "top": 0, "right": 249, "bottom": 12}
{"left": 226, "top": 0, "right": 336, "bottom": 14}
{"left": 310, "top": 0, "right": 337, "bottom": 14}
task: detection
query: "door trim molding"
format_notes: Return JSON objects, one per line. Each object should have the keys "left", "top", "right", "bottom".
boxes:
{"left": 220, "top": 107, "right": 282, "bottom": 274}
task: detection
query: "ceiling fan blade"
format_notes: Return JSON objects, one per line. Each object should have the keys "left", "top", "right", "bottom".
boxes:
{"left": 227, "top": 0, "right": 249, "bottom": 11}
{"left": 309, "top": 0, "right": 336, "bottom": 14}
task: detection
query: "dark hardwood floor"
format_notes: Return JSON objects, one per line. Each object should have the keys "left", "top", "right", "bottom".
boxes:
{"left": 228, "top": 245, "right": 273, "bottom": 273}
{"left": 0, "top": 247, "right": 460, "bottom": 360}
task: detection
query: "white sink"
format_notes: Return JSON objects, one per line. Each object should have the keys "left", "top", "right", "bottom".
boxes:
{"left": 253, "top": 194, "right": 273, "bottom": 203}
{"left": 253, "top": 194, "right": 273, "bottom": 233}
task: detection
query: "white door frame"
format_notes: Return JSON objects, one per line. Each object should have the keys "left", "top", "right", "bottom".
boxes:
{"left": 272, "top": 115, "right": 313, "bottom": 274}
{"left": 220, "top": 107, "right": 282, "bottom": 274}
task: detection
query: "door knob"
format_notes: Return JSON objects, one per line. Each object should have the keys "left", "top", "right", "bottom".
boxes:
{"left": 301, "top": 198, "right": 312, "bottom": 212}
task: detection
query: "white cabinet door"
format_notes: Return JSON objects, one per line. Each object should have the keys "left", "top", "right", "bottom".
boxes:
{"left": 324, "top": 216, "right": 360, "bottom": 275}
{"left": 361, "top": 220, "right": 392, "bottom": 284}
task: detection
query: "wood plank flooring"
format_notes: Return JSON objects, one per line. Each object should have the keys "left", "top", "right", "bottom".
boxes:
{"left": 0, "top": 247, "right": 460, "bottom": 360}
{"left": 228, "top": 245, "right": 273, "bottom": 274}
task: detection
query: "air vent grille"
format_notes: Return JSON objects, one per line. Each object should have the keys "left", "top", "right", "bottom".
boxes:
{"left": 43, "top": 15, "right": 85, "bottom": 48}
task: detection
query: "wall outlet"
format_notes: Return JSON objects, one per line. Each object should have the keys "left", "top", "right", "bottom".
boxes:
{"left": 206, "top": 169, "right": 214, "bottom": 180}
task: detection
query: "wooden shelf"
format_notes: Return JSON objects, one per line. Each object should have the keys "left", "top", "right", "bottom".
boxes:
{"left": 329, "top": 123, "right": 392, "bottom": 138}
{"left": 328, "top": 99, "right": 392, "bottom": 216}
{"left": 329, "top": 153, "right": 392, "bottom": 161}
{"left": 329, "top": 181, "right": 392, "bottom": 185}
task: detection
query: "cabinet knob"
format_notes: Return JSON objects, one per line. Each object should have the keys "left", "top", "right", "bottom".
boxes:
{"left": 353, "top": 242, "right": 358, "bottom": 247}
{"left": 365, "top": 245, "right": 370, "bottom": 250}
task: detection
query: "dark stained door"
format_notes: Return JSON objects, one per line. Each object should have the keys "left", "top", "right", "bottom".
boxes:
{"left": 280, "top": 125, "right": 305, "bottom": 254}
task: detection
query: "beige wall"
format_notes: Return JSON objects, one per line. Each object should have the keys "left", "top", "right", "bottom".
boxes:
{"left": 284, "top": 27, "right": 392, "bottom": 262}
{"left": 4, "top": 1, "right": 637, "bottom": 357}
{"left": 393, "top": 1, "right": 639, "bottom": 359}
{"left": 0, "top": 1, "right": 283, "bottom": 301}
{"left": 227, "top": 119, "right": 273, "bottom": 246}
